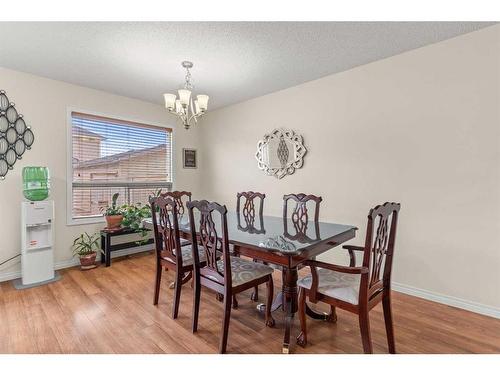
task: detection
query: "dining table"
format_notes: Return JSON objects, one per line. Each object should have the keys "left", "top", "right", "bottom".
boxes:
{"left": 142, "top": 211, "right": 357, "bottom": 353}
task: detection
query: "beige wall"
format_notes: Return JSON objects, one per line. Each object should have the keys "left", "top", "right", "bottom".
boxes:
{"left": 0, "top": 66, "right": 202, "bottom": 277}
{"left": 199, "top": 25, "right": 500, "bottom": 312}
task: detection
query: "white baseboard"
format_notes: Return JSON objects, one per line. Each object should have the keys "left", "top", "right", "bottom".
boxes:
{"left": 0, "top": 245, "right": 153, "bottom": 283}
{"left": 0, "top": 258, "right": 80, "bottom": 283}
{"left": 392, "top": 282, "right": 500, "bottom": 319}
{"left": 0, "top": 269, "right": 22, "bottom": 283}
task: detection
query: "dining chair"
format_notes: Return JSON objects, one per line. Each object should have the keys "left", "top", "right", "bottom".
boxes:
{"left": 160, "top": 190, "right": 192, "bottom": 247}
{"left": 236, "top": 191, "right": 266, "bottom": 302}
{"left": 296, "top": 202, "right": 401, "bottom": 354}
{"left": 187, "top": 199, "right": 275, "bottom": 354}
{"left": 149, "top": 195, "right": 207, "bottom": 319}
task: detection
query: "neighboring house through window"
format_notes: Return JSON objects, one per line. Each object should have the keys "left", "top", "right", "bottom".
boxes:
{"left": 68, "top": 111, "right": 172, "bottom": 224}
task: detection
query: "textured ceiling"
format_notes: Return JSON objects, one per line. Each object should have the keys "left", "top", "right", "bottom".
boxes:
{"left": 0, "top": 22, "right": 495, "bottom": 109}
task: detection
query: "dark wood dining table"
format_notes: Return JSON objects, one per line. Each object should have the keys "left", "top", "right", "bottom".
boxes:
{"left": 143, "top": 211, "right": 357, "bottom": 353}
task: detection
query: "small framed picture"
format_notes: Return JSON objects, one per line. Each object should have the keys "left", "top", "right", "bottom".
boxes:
{"left": 182, "top": 148, "right": 197, "bottom": 169}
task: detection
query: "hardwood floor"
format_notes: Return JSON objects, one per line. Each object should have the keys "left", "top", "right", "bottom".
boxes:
{"left": 1, "top": 251, "right": 499, "bottom": 354}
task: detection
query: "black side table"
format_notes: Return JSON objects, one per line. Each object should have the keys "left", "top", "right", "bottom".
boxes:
{"left": 100, "top": 228, "right": 154, "bottom": 267}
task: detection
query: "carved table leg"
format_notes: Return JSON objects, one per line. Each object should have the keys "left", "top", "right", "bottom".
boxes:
{"left": 282, "top": 267, "right": 298, "bottom": 354}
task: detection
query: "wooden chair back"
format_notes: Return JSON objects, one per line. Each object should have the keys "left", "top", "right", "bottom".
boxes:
{"left": 283, "top": 193, "right": 322, "bottom": 237}
{"left": 236, "top": 191, "right": 265, "bottom": 219}
{"left": 361, "top": 202, "right": 401, "bottom": 299}
{"left": 236, "top": 191, "right": 266, "bottom": 233}
{"left": 160, "top": 190, "right": 192, "bottom": 216}
{"left": 149, "top": 195, "right": 183, "bottom": 266}
{"left": 187, "top": 200, "right": 232, "bottom": 287}
{"left": 283, "top": 193, "right": 322, "bottom": 223}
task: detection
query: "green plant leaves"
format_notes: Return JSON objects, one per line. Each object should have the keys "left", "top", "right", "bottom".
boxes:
{"left": 120, "top": 202, "right": 152, "bottom": 244}
{"left": 72, "top": 232, "right": 100, "bottom": 257}
{"left": 101, "top": 192, "right": 122, "bottom": 216}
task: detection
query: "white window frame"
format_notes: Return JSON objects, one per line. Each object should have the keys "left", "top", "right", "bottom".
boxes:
{"left": 66, "top": 107, "right": 175, "bottom": 226}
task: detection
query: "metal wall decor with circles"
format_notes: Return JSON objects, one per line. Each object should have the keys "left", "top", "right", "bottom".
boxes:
{"left": 0, "top": 90, "right": 34, "bottom": 180}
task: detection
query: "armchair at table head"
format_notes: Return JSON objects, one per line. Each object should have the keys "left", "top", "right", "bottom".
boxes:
{"left": 296, "top": 202, "right": 401, "bottom": 354}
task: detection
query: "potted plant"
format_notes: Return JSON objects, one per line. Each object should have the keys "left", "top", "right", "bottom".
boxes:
{"left": 102, "top": 192, "right": 123, "bottom": 229}
{"left": 120, "top": 201, "right": 152, "bottom": 244}
{"left": 72, "top": 232, "right": 100, "bottom": 270}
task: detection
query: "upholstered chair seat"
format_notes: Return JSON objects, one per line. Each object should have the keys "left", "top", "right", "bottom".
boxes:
{"left": 177, "top": 246, "right": 207, "bottom": 267}
{"left": 298, "top": 268, "right": 361, "bottom": 305}
{"left": 210, "top": 256, "right": 274, "bottom": 287}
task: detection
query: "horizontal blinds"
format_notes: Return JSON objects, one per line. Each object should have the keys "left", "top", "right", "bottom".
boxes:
{"left": 71, "top": 112, "right": 172, "bottom": 218}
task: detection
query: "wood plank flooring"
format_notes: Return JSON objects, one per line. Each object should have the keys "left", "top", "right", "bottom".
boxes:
{"left": 1, "top": 251, "right": 499, "bottom": 354}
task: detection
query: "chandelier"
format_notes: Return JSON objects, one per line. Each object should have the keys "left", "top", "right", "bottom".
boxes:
{"left": 163, "top": 61, "right": 209, "bottom": 130}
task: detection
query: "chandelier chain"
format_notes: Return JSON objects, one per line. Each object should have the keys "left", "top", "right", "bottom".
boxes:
{"left": 184, "top": 67, "right": 193, "bottom": 90}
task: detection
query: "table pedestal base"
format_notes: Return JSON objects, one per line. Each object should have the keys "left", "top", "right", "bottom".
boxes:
{"left": 257, "top": 292, "right": 337, "bottom": 322}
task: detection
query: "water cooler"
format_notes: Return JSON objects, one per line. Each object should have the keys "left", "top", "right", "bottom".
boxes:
{"left": 21, "top": 200, "right": 55, "bottom": 285}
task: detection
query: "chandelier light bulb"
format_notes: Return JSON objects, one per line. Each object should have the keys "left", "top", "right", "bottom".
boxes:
{"left": 178, "top": 89, "right": 191, "bottom": 107}
{"left": 163, "top": 93, "right": 176, "bottom": 110}
{"left": 197, "top": 95, "right": 209, "bottom": 112}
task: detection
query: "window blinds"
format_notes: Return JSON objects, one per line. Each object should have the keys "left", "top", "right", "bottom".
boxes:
{"left": 70, "top": 112, "right": 172, "bottom": 219}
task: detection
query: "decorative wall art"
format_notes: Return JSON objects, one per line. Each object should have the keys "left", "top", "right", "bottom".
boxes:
{"left": 182, "top": 148, "right": 197, "bottom": 168}
{"left": 255, "top": 128, "right": 306, "bottom": 179}
{"left": 0, "top": 90, "right": 34, "bottom": 180}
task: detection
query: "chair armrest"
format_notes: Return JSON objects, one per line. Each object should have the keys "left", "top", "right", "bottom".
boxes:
{"left": 306, "top": 259, "right": 368, "bottom": 275}
{"left": 342, "top": 245, "right": 364, "bottom": 267}
{"left": 342, "top": 245, "right": 364, "bottom": 252}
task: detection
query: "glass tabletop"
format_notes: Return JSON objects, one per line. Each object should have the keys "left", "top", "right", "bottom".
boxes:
{"left": 144, "top": 211, "right": 356, "bottom": 255}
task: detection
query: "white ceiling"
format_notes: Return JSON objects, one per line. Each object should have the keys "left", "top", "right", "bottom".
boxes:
{"left": 0, "top": 22, "right": 494, "bottom": 109}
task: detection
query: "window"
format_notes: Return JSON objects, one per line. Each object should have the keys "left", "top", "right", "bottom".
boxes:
{"left": 69, "top": 111, "right": 172, "bottom": 223}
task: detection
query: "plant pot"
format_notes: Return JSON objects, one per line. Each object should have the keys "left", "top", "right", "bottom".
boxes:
{"left": 105, "top": 214, "right": 123, "bottom": 229}
{"left": 79, "top": 252, "right": 97, "bottom": 270}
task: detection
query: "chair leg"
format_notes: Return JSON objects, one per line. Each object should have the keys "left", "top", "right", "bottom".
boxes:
{"left": 153, "top": 262, "right": 162, "bottom": 305}
{"left": 383, "top": 292, "right": 396, "bottom": 354}
{"left": 192, "top": 274, "right": 201, "bottom": 333}
{"left": 172, "top": 271, "right": 182, "bottom": 319}
{"left": 220, "top": 292, "right": 232, "bottom": 354}
{"left": 327, "top": 306, "right": 338, "bottom": 323}
{"left": 265, "top": 276, "right": 275, "bottom": 327}
{"left": 358, "top": 308, "right": 373, "bottom": 354}
{"left": 232, "top": 295, "right": 239, "bottom": 309}
{"left": 250, "top": 259, "right": 259, "bottom": 301}
{"left": 251, "top": 285, "right": 259, "bottom": 301}
{"left": 296, "top": 286, "right": 307, "bottom": 347}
